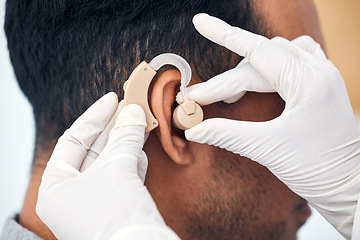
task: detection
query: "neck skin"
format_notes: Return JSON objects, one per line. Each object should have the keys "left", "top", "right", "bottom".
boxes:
{"left": 19, "top": 152, "right": 57, "bottom": 240}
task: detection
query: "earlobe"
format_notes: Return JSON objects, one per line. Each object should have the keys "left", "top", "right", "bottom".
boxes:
{"left": 150, "top": 70, "right": 192, "bottom": 165}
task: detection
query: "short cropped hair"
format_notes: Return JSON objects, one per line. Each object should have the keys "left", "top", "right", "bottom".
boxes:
{"left": 5, "top": 0, "right": 266, "bottom": 157}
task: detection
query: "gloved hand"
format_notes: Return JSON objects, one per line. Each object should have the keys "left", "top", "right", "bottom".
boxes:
{"left": 36, "top": 92, "right": 180, "bottom": 240}
{"left": 179, "top": 13, "right": 360, "bottom": 239}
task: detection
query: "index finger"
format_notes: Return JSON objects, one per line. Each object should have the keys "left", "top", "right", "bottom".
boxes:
{"left": 193, "top": 13, "right": 303, "bottom": 99}
{"left": 50, "top": 92, "right": 119, "bottom": 170}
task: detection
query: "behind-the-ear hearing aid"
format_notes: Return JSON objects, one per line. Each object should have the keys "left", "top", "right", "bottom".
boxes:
{"left": 123, "top": 53, "right": 203, "bottom": 132}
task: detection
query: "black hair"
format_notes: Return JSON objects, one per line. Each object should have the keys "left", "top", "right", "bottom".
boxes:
{"left": 5, "top": 0, "right": 265, "bottom": 161}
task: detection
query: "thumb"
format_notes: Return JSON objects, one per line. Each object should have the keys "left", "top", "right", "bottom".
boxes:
{"left": 185, "top": 118, "right": 275, "bottom": 162}
{"left": 80, "top": 100, "right": 125, "bottom": 172}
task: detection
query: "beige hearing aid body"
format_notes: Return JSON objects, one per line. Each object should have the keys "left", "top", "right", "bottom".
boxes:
{"left": 123, "top": 53, "right": 203, "bottom": 132}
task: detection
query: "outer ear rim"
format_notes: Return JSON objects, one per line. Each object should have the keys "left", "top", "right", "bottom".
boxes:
{"left": 150, "top": 70, "right": 192, "bottom": 165}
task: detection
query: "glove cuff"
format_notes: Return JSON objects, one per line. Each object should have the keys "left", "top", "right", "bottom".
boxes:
{"left": 307, "top": 167, "right": 360, "bottom": 239}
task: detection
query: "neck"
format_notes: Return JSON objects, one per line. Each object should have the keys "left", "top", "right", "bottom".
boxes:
{"left": 19, "top": 152, "right": 57, "bottom": 240}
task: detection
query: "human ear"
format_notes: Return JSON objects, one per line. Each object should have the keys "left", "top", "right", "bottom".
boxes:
{"left": 150, "top": 70, "right": 192, "bottom": 165}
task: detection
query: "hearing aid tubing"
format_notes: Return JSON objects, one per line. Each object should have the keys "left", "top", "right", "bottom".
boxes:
{"left": 149, "top": 53, "right": 191, "bottom": 102}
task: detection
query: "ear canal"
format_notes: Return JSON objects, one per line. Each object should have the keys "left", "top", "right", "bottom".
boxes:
{"left": 173, "top": 100, "right": 204, "bottom": 130}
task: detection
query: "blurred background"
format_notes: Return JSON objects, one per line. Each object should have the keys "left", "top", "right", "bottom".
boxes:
{"left": 314, "top": 0, "right": 360, "bottom": 112}
{"left": 0, "top": 1, "right": 359, "bottom": 239}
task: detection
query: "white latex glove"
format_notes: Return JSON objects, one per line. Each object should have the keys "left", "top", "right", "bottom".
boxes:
{"left": 36, "top": 92, "right": 180, "bottom": 240}
{"left": 179, "top": 14, "right": 360, "bottom": 239}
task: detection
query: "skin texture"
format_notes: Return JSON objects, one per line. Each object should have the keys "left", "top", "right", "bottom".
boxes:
{"left": 254, "top": 0, "right": 325, "bottom": 48}
{"left": 18, "top": 0, "right": 325, "bottom": 239}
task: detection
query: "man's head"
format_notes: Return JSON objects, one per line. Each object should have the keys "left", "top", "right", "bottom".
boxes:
{"left": 5, "top": 0, "right": 261, "bottom": 159}
{"left": 5, "top": 0, "right": 323, "bottom": 239}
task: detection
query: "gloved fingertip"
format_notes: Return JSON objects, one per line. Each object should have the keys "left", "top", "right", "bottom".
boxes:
{"left": 175, "top": 91, "right": 184, "bottom": 104}
{"left": 100, "top": 92, "right": 118, "bottom": 107}
{"left": 224, "top": 92, "right": 246, "bottom": 104}
{"left": 192, "top": 13, "right": 233, "bottom": 49}
{"left": 184, "top": 124, "right": 202, "bottom": 142}
{"left": 79, "top": 92, "right": 119, "bottom": 122}
{"left": 184, "top": 129, "right": 193, "bottom": 141}
{"left": 192, "top": 13, "right": 210, "bottom": 25}
{"left": 86, "top": 92, "right": 118, "bottom": 114}
{"left": 107, "top": 91, "right": 118, "bottom": 99}
{"left": 192, "top": 13, "right": 217, "bottom": 36}
{"left": 116, "top": 104, "right": 147, "bottom": 128}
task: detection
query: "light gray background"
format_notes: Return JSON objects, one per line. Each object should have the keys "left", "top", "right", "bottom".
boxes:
{"left": 0, "top": 1, "right": 346, "bottom": 239}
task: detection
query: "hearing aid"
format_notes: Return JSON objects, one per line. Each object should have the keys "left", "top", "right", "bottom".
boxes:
{"left": 123, "top": 53, "right": 203, "bottom": 132}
